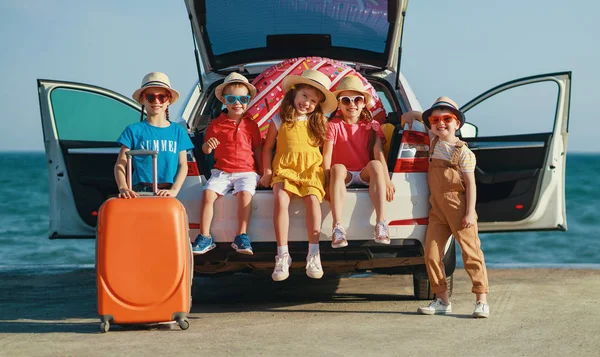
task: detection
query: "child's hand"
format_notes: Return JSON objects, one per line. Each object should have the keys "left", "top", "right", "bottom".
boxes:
{"left": 400, "top": 111, "right": 423, "bottom": 130}
{"left": 118, "top": 188, "right": 138, "bottom": 199}
{"left": 258, "top": 173, "right": 272, "bottom": 187}
{"left": 385, "top": 181, "right": 396, "bottom": 202}
{"left": 462, "top": 212, "right": 477, "bottom": 229}
{"left": 323, "top": 183, "right": 330, "bottom": 202}
{"left": 157, "top": 189, "right": 178, "bottom": 197}
{"left": 203, "top": 137, "right": 220, "bottom": 154}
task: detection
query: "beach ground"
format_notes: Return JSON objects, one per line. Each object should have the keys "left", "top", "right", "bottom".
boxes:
{"left": 0, "top": 268, "right": 598, "bottom": 357}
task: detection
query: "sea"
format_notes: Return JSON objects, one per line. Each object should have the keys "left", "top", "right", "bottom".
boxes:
{"left": 0, "top": 152, "right": 599, "bottom": 272}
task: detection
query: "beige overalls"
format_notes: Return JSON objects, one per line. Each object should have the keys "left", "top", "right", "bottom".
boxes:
{"left": 425, "top": 137, "right": 489, "bottom": 294}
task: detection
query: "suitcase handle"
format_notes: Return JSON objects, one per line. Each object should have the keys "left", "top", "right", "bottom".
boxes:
{"left": 126, "top": 150, "right": 158, "bottom": 195}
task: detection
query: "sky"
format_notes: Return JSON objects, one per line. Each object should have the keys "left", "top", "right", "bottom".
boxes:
{"left": 1, "top": 0, "right": 598, "bottom": 152}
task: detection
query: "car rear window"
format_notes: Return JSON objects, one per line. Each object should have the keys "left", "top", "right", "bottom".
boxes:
{"left": 205, "top": 0, "right": 390, "bottom": 56}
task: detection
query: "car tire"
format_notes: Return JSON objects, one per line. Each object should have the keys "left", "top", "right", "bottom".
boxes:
{"left": 413, "top": 272, "right": 454, "bottom": 300}
{"left": 413, "top": 237, "right": 456, "bottom": 300}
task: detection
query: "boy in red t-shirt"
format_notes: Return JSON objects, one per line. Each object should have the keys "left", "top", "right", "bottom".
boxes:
{"left": 192, "top": 73, "right": 262, "bottom": 255}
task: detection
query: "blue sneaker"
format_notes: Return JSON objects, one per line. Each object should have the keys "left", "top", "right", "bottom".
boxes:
{"left": 192, "top": 234, "right": 216, "bottom": 255}
{"left": 231, "top": 233, "right": 253, "bottom": 255}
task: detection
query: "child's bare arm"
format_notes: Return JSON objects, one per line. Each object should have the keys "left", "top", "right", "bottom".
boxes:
{"left": 322, "top": 140, "right": 333, "bottom": 184}
{"left": 322, "top": 140, "right": 333, "bottom": 201}
{"left": 114, "top": 146, "right": 137, "bottom": 198}
{"left": 400, "top": 110, "right": 423, "bottom": 129}
{"left": 462, "top": 171, "right": 478, "bottom": 228}
{"left": 258, "top": 122, "right": 277, "bottom": 187}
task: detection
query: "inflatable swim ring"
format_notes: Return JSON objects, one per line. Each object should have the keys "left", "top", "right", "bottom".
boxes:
{"left": 247, "top": 57, "right": 387, "bottom": 137}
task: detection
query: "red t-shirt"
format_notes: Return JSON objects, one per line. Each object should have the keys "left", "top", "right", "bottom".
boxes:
{"left": 325, "top": 118, "right": 385, "bottom": 171}
{"left": 204, "top": 113, "right": 261, "bottom": 173}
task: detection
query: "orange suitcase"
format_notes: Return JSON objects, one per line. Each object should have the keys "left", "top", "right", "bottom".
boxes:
{"left": 96, "top": 150, "right": 192, "bottom": 333}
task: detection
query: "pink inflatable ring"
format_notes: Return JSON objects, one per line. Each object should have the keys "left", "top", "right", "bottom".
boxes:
{"left": 247, "top": 57, "right": 387, "bottom": 137}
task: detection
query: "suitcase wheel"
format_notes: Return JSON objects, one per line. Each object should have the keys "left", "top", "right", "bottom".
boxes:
{"left": 100, "top": 321, "right": 110, "bottom": 333}
{"left": 176, "top": 318, "right": 189, "bottom": 330}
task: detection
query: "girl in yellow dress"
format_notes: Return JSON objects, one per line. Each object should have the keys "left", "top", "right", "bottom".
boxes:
{"left": 259, "top": 69, "right": 337, "bottom": 282}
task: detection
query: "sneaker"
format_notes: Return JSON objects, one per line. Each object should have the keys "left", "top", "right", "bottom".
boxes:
{"left": 271, "top": 253, "right": 292, "bottom": 282}
{"left": 417, "top": 298, "right": 452, "bottom": 315}
{"left": 192, "top": 234, "right": 216, "bottom": 255}
{"left": 331, "top": 223, "right": 348, "bottom": 248}
{"left": 305, "top": 253, "right": 324, "bottom": 279}
{"left": 374, "top": 221, "right": 390, "bottom": 244}
{"left": 231, "top": 233, "right": 253, "bottom": 255}
{"left": 472, "top": 301, "right": 490, "bottom": 318}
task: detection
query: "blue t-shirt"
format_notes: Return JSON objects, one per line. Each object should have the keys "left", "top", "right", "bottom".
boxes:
{"left": 117, "top": 121, "right": 194, "bottom": 185}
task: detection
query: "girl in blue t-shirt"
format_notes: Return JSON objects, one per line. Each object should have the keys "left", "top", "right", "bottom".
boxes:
{"left": 114, "top": 72, "right": 194, "bottom": 198}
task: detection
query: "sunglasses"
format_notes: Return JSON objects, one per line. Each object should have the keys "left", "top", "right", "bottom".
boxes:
{"left": 144, "top": 93, "right": 170, "bottom": 103}
{"left": 428, "top": 114, "right": 458, "bottom": 125}
{"left": 338, "top": 95, "right": 365, "bottom": 106}
{"left": 223, "top": 95, "right": 252, "bottom": 105}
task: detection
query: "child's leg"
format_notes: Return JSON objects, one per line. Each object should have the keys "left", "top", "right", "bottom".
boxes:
{"left": 304, "top": 194, "right": 324, "bottom": 279}
{"left": 329, "top": 164, "right": 350, "bottom": 226}
{"left": 361, "top": 160, "right": 386, "bottom": 222}
{"left": 200, "top": 189, "right": 219, "bottom": 237}
{"left": 273, "top": 183, "right": 291, "bottom": 247}
{"left": 424, "top": 210, "right": 453, "bottom": 302}
{"left": 451, "top": 221, "right": 489, "bottom": 299}
{"left": 236, "top": 191, "right": 252, "bottom": 235}
{"left": 303, "top": 194, "right": 322, "bottom": 244}
{"left": 272, "top": 183, "right": 293, "bottom": 282}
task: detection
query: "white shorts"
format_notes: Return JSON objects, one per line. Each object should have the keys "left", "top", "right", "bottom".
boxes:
{"left": 205, "top": 169, "right": 260, "bottom": 196}
{"left": 346, "top": 170, "right": 369, "bottom": 187}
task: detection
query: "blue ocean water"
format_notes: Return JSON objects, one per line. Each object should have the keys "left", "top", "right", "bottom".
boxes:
{"left": 0, "top": 152, "right": 599, "bottom": 270}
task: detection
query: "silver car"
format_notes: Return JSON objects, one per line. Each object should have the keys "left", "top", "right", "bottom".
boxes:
{"left": 37, "top": 0, "right": 571, "bottom": 298}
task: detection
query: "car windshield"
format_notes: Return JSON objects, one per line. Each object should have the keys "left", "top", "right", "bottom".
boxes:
{"left": 206, "top": 0, "right": 390, "bottom": 56}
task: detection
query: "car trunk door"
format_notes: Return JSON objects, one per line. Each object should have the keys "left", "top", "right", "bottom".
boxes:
{"left": 38, "top": 79, "right": 143, "bottom": 238}
{"left": 184, "top": 0, "right": 408, "bottom": 74}
{"left": 458, "top": 72, "right": 571, "bottom": 232}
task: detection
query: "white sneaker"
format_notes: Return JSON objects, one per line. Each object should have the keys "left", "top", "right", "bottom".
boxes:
{"left": 374, "top": 221, "right": 390, "bottom": 244}
{"left": 472, "top": 301, "right": 490, "bottom": 318}
{"left": 331, "top": 223, "right": 348, "bottom": 248}
{"left": 271, "top": 253, "right": 292, "bottom": 282}
{"left": 305, "top": 253, "right": 324, "bottom": 279}
{"left": 417, "top": 298, "right": 452, "bottom": 315}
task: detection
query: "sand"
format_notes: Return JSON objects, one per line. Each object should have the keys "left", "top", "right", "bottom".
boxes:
{"left": 0, "top": 268, "right": 599, "bottom": 357}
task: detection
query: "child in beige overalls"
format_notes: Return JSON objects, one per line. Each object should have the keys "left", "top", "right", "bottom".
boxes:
{"left": 412, "top": 97, "right": 490, "bottom": 318}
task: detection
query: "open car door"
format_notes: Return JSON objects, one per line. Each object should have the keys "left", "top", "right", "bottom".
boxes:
{"left": 38, "top": 80, "right": 143, "bottom": 238}
{"left": 458, "top": 72, "right": 571, "bottom": 232}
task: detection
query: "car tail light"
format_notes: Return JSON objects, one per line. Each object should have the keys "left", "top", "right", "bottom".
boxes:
{"left": 187, "top": 162, "right": 200, "bottom": 176}
{"left": 393, "top": 123, "right": 430, "bottom": 173}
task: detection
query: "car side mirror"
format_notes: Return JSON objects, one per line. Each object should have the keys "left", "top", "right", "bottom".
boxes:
{"left": 459, "top": 123, "right": 478, "bottom": 138}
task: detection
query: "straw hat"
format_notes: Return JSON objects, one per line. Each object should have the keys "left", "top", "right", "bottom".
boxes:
{"left": 422, "top": 96, "right": 466, "bottom": 129}
{"left": 282, "top": 69, "right": 338, "bottom": 114}
{"left": 214, "top": 72, "right": 257, "bottom": 104}
{"left": 332, "top": 75, "right": 373, "bottom": 104}
{"left": 132, "top": 72, "right": 180, "bottom": 104}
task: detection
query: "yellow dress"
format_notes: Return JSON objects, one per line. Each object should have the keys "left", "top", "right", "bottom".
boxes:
{"left": 272, "top": 120, "right": 325, "bottom": 202}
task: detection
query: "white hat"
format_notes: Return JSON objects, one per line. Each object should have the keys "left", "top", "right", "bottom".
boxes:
{"left": 282, "top": 69, "right": 338, "bottom": 114}
{"left": 332, "top": 75, "right": 373, "bottom": 104}
{"left": 132, "top": 72, "right": 180, "bottom": 104}
{"left": 214, "top": 72, "right": 257, "bottom": 104}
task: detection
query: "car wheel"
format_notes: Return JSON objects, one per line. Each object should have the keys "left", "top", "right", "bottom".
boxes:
{"left": 413, "top": 237, "right": 456, "bottom": 300}
{"left": 413, "top": 271, "right": 454, "bottom": 300}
